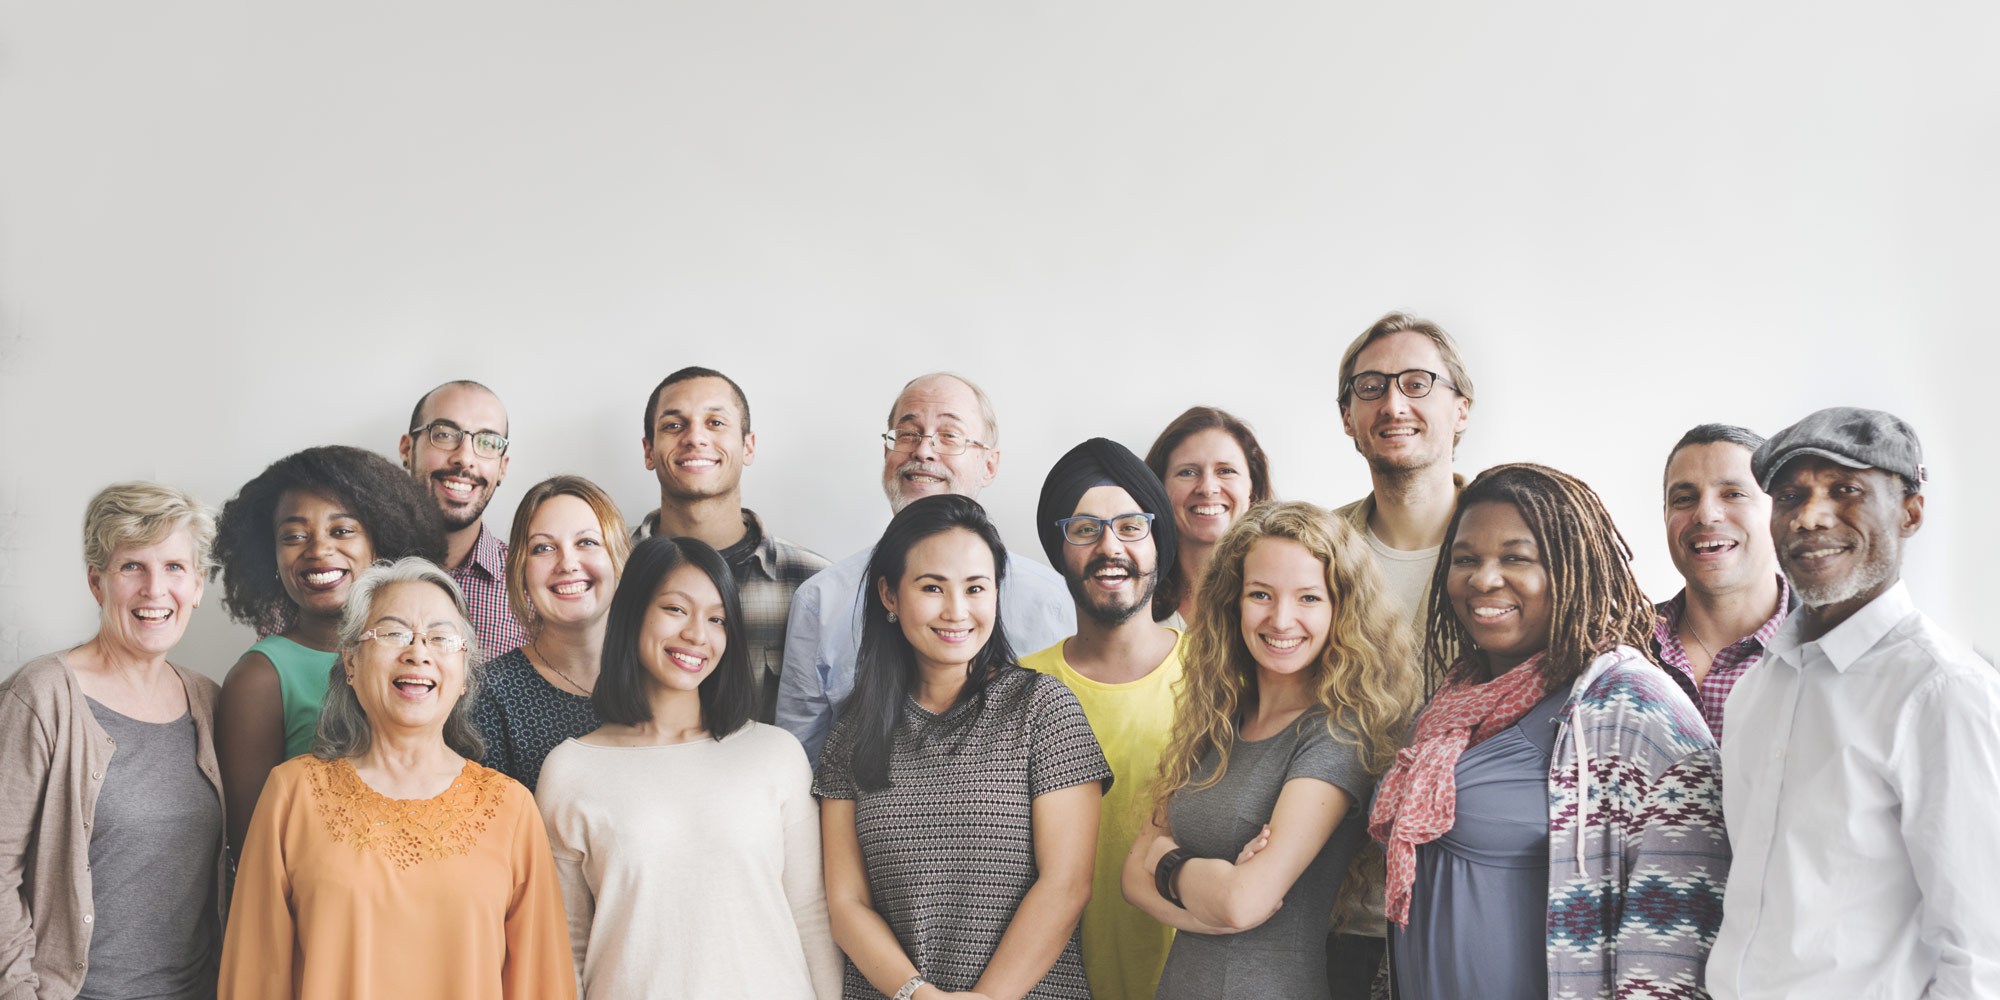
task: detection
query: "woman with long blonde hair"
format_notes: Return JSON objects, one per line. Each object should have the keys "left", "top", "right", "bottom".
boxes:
{"left": 1123, "top": 501, "right": 1421, "bottom": 998}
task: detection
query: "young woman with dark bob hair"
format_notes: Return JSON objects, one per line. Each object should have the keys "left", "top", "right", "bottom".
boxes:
{"left": 814, "top": 494, "right": 1110, "bottom": 1000}
{"left": 535, "top": 535, "right": 841, "bottom": 999}
{"left": 211, "top": 444, "right": 445, "bottom": 860}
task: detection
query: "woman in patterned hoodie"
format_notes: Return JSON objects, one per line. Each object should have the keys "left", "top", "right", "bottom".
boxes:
{"left": 1371, "top": 463, "right": 1730, "bottom": 1000}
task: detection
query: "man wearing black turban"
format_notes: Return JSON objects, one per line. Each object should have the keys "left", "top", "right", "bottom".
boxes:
{"left": 1021, "top": 436, "right": 1188, "bottom": 1000}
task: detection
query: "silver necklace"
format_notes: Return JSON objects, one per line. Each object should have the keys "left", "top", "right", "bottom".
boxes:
{"left": 531, "top": 638, "right": 593, "bottom": 696}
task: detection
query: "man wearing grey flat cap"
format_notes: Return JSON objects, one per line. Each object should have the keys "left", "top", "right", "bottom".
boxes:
{"left": 1708, "top": 406, "right": 2000, "bottom": 1000}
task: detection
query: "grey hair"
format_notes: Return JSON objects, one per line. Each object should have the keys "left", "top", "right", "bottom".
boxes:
{"left": 313, "top": 557, "right": 487, "bottom": 761}
{"left": 82, "top": 481, "right": 218, "bottom": 574}
{"left": 1662, "top": 423, "right": 1767, "bottom": 499}
{"left": 888, "top": 371, "right": 1001, "bottom": 447}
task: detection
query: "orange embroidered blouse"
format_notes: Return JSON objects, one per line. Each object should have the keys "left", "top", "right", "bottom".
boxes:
{"left": 217, "top": 755, "right": 575, "bottom": 1000}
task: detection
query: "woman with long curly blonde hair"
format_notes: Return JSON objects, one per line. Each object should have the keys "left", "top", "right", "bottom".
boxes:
{"left": 1122, "top": 501, "right": 1421, "bottom": 998}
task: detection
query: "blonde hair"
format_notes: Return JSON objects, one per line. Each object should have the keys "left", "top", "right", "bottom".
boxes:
{"left": 505, "top": 475, "right": 632, "bottom": 637}
{"left": 82, "top": 481, "right": 217, "bottom": 573}
{"left": 1336, "top": 311, "right": 1476, "bottom": 446}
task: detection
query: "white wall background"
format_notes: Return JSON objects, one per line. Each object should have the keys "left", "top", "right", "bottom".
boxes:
{"left": 4, "top": 1, "right": 1993, "bottom": 680}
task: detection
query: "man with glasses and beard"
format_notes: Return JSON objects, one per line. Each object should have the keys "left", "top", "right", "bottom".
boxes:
{"left": 1018, "top": 437, "right": 1185, "bottom": 1000}
{"left": 399, "top": 379, "right": 526, "bottom": 656}
{"left": 1708, "top": 407, "right": 2000, "bottom": 1000}
{"left": 775, "top": 372, "right": 1072, "bottom": 762}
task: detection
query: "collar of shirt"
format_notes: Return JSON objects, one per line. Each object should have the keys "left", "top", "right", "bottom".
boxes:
{"left": 459, "top": 522, "right": 507, "bottom": 582}
{"left": 634, "top": 507, "right": 777, "bottom": 580}
{"left": 1768, "top": 578, "right": 1915, "bottom": 674}
{"left": 1653, "top": 574, "right": 1792, "bottom": 659}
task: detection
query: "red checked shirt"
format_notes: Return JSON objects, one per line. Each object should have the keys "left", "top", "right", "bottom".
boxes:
{"left": 451, "top": 522, "right": 528, "bottom": 661}
{"left": 1651, "top": 575, "right": 1790, "bottom": 742}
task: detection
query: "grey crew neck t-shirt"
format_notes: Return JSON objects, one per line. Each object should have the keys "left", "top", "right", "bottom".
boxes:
{"left": 79, "top": 698, "right": 223, "bottom": 1000}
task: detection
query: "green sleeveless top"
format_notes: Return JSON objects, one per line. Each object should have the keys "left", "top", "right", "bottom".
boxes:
{"left": 247, "top": 635, "right": 337, "bottom": 759}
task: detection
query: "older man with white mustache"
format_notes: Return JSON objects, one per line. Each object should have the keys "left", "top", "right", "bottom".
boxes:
{"left": 775, "top": 372, "right": 1074, "bottom": 763}
{"left": 1708, "top": 407, "right": 2000, "bottom": 1000}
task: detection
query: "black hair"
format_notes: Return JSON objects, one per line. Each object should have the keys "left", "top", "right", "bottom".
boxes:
{"left": 642, "top": 366, "right": 753, "bottom": 439}
{"left": 1662, "top": 422, "right": 1767, "bottom": 498}
{"left": 846, "top": 493, "right": 1021, "bottom": 791}
{"left": 409, "top": 379, "right": 507, "bottom": 437}
{"left": 212, "top": 445, "right": 447, "bottom": 633}
{"left": 594, "top": 535, "right": 754, "bottom": 740}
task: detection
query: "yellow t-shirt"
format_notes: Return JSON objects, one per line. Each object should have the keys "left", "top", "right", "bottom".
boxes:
{"left": 1019, "top": 630, "right": 1184, "bottom": 1000}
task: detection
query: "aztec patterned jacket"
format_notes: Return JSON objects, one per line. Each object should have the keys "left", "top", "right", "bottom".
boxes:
{"left": 1547, "top": 646, "right": 1729, "bottom": 1000}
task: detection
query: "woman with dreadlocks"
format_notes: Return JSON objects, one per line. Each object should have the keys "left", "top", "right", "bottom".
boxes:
{"left": 1370, "top": 463, "right": 1729, "bottom": 999}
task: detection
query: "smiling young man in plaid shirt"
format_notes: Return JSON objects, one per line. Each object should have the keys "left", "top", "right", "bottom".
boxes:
{"left": 1651, "top": 422, "right": 1791, "bottom": 740}
{"left": 634, "top": 366, "right": 829, "bottom": 723}
{"left": 399, "top": 379, "right": 529, "bottom": 658}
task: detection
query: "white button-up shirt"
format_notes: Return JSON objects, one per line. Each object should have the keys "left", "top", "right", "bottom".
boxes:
{"left": 1708, "top": 581, "right": 2000, "bottom": 999}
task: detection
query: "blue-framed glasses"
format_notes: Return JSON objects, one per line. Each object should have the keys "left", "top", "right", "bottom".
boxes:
{"left": 1055, "top": 512, "right": 1155, "bottom": 546}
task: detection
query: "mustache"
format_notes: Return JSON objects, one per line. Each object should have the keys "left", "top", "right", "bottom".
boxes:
{"left": 432, "top": 469, "right": 489, "bottom": 488}
{"left": 1085, "top": 555, "right": 1140, "bottom": 578}
{"left": 895, "top": 459, "right": 953, "bottom": 482}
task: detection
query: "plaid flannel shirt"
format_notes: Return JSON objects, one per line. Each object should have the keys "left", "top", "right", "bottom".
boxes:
{"left": 1650, "top": 575, "right": 1791, "bottom": 743}
{"left": 634, "top": 507, "right": 829, "bottom": 722}
{"left": 451, "top": 522, "right": 528, "bottom": 660}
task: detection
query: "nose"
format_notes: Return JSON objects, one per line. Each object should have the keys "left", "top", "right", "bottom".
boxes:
{"left": 909, "top": 432, "right": 941, "bottom": 463}
{"left": 1788, "top": 489, "right": 1839, "bottom": 533}
{"left": 1269, "top": 597, "right": 1298, "bottom": 631}
{"left": 1195, "top": 471, "right": 1219, "bottom": 497}
{"left": 400, "top": 637, "right": 435, "bottom": 667}
{"left": 678, "top": 611, "right": 706, "bottom": 643}
{"left": 1090, "top": 528, "right": 1128, "bottom": 560}
{"left": 138, "top": 565, "right": 168, "bottom": 597}
{"left": 940, "top": 587, "right": 971, "bottom": 622}
{"left": 1693, "top": 492, "right": 1724, "bottom": 525}
{"left": 1467, "top": 557, "right": 1503, "bottom": 591}
{"left": 305, "top": 528, "right": 334, "bottom": 558}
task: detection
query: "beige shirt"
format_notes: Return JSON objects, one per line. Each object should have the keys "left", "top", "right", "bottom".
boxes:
{"left": 0, "top": 652, "right": 229, "bottom": 1000}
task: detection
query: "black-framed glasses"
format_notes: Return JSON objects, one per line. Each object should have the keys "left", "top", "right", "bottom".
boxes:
{"left": 360, "top": 627, "right": 468, "bottom": 654}
{"left": 881, "top": 429, "right": 988, "bottom": 457}
{"left": 1345, "top": 368, "right": 1459, "bottom": 402}
{"left": 412, "top": 420, "right": 509, "bottom": 459}
{"left": 1055, "top": 512, "right": 1155, "bottom": 546}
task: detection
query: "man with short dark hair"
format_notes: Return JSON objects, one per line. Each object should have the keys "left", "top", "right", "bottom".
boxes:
{"left": 1651, "top": 423, "right": 1789, "bottom": 740}
{"left": 399, "top": 379, "right": 526, "bottom": 655}
{"left": 636, "top": 366, "right": 828, "bottom": 722}
{"left": 775, "top": 372, "right": 1072, "bottom": 762}
{"left": 1019, "top": 438, "right": 1184, "bottom": 1000}
{"left": 1709, "top": 407, "right": 2000, "bottom": 999}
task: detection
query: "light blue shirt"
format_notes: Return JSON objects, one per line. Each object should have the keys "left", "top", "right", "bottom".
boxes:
{"left": 776, "top": 543, "right": 1077, "bottom": 763}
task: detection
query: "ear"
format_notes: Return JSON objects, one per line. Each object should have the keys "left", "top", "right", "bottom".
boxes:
{"left": 1338, "top": 401, "right": 1358, "bottom": 441}
{"left": 978, "top": 445, "right": 1001, "bottom": 489}
{"left": 398, "top": 433, "right": 416, "bottom": 472}
{"left": 1450, "top": 392, "right": 1470, "bottom": 435}
{"left": 641, "top": 434, "right": 658, "bottom": 472}
{"left": 1899, "top": 492, "right": 1924, "bottom": 537}
{"left": 740, "top": 430, "right": 758, "bottom": 467}
{"left": 495, "top": 451, "right": 511, "bottom": 484}
{"left": 86, "top": 563, "right": 107, "bottom": 606}
{"left": 876, "top": 575, "right": 897, "bottom": 617}
{"left": 190, "top": 570, "right": 207, "bottom": 609}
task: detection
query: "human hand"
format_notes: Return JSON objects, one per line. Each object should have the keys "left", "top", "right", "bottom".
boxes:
{"left": 1235, "top": 824, "right": 1272, "bottom": 864}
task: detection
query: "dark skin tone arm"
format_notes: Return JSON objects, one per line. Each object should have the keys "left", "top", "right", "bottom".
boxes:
{"left": 217, "top": 651, "right": 286, "bottom": 865}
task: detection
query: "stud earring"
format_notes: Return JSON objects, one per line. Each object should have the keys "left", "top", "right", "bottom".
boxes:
{"left": 886, "top": 611, "right": 898, "bottom": 623}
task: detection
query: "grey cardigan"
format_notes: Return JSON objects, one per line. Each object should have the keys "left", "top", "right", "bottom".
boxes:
{"left": 0, "top": 652, "right": 229, "bottom": 1000}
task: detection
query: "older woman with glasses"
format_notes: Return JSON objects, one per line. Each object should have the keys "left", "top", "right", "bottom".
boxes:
{"left": 218, "top": 557, "right": 573, "bottom": 1000}
{"left": 1, "top": 482, "right": 229, "bottom": 1000}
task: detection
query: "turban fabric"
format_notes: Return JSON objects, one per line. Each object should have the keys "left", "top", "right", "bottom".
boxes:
{"left": 1035, "top": 437, "right": 1177, "bottom": 573}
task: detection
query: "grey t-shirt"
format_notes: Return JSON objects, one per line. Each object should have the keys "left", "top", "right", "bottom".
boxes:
{"left": 80, "top": 699, "right": 223, "bottom": 1000}
{"left": 1363, "top": 529, "right": 1442, "bottom": 631}
{"left": 1154, "top": 708, "right": 1374, "bottom": 999}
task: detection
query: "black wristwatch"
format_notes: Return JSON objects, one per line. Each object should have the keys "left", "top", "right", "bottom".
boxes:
{"left": 1155, "top": 846, "right": 1192, "bottom": 908}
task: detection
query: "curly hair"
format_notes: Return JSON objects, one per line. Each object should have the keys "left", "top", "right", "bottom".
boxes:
{"left": 1421, "top": 463, "right": 1659, "bottom": 695}
{"left": 1143, "top": 405, "right": 1273, "bottom": 622}
{"left": 212, "top": 445, "right": 447, "bottom": 633}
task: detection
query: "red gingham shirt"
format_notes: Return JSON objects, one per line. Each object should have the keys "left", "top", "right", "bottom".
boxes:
{"left": 1651, "top": 575, "right": 1791, "bottom": 742}
{"left": 452, "top": 522, "right": 527, "bottom": 661}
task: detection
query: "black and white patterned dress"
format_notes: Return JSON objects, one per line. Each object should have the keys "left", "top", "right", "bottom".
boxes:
{"left": 813, "top": 666, "right": 1111, "bottom": 999}
{"left": 471, "top": 648, "right": 600, "bottom": 793}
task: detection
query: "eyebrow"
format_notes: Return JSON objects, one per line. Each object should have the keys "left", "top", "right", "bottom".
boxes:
{"left": 1451, "top": 537, "right": 1537, "bottom": 550}
{"left": 278, "top": 512, "right": 356, "bottom": 526}
{"left": 896, "top": 412, "right": 966, "bottom": 427}
{"left": 911, "top": 572, "right": 993, "bottom": 582}
{"left": 1243, "top": 577, "right": 1324, "bottom": 591}
{"left": 659, "top": 404, "right": 731, "bottom": 421}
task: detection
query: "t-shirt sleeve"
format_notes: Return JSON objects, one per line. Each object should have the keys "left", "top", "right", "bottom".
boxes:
{"left": 810, "top": 710, "right": 859, "bottom": 801}
{"left": 1026, "top": 673, "right": 1114, "bottom": 799}
{"left": 1287, "top": 712, "right": 1373, "bottom": 804}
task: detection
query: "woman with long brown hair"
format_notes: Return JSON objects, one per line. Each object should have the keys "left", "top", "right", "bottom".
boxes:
{"left": 1370, "top": 463, "right": 1728, "bottom": 999}
{"left": 1122, "top": 501, "right": 1421, "bottom": 997}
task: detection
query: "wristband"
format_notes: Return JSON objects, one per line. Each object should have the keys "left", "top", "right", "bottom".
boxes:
{"left": 1155, "top": 846, "right": 1192, "bottom": 908}
{"left": 892, "top": 975, "right": 926, "bottom": 1000}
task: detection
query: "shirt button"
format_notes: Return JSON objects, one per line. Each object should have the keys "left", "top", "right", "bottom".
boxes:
{"left": 1772, "top": 749, "right": 1783, "bottom": 760}
{"left": 90, "top": 771, "right": 101, "bottom": 780}
{"left": 83, "top": 914, "right": 92, "bottom": 924}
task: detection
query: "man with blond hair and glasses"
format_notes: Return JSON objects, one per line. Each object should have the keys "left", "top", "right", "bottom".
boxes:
{"left": 1327, "top": 312, "right": 1476, "bottom": 997}
{"left": 775, "top": 372, "right": 1073, "bottom": 763}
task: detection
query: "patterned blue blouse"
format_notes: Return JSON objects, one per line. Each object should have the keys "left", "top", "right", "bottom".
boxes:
{"left": 471, "top": 648, "right": 600, "bottom": 793}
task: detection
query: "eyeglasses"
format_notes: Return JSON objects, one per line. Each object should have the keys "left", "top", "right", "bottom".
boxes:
{"left": 412, "top": 420, "right": 509, "bottom": 459}
{"left": 1055, "top": 512, "right": 1156, "bottom": 546}
{"left": 881, "top": 429, "right": 989, "bottom": 457}
{"left": 1345, "top": 369, "right": 1460, "bottom": 402}
{"left": 360, "top": 628, "right": 469, "bottom": 655}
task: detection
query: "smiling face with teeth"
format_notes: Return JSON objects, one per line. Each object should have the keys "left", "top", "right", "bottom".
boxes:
{"left": 643, "top": 376, "right": 756, "bottom": 503}
{"left": 879, "top": 526, "right": 998, "bottom": 677}
{"left": 345, "top": 581, "right": 470, "bottom": 735}
{"left": 880, "top": 375, "right": 1000, "bottom": 514}
{"left": 1059, "top": 485, "right": 1160, "bottom": 627}
{"left": 1237, "top": 536, "right": 1334, "bottom": 679}
{"left": 1339, "top": 331, "right": 1469, "bottom": 478}
{"left": 1446, "top": 501, "right": 1553, "bottom": 677}
{"left": 274, "top": 489, "right": 377, "bottom": 621}
{"left": 522, "top": 494, "right": 620, "bottom": 631}
{"left": 399, "top": 383, "right": 510, "bottom": 533}
{"left": 1768, "top": 456, "right": 1922, "bottom": 634}
{"left": 1663, "top": 441, "right": 1777, "bottom": 598}
{"left": 1164, "top": 428, "right": 1252, "bottom": 549}
{"left": 637, "top": 563, "right": 731, "bottom": 694}
{"left": 88, "top": 529, "right": 206, "bottom": 661}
